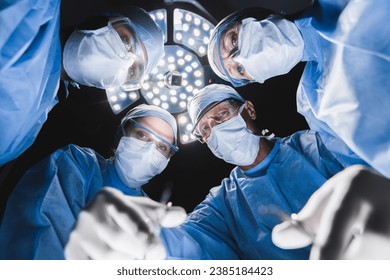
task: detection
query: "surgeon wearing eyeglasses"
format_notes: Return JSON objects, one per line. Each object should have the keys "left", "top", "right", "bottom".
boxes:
{"left": 64, "top": 84, "right": 368, "bottom": 260}
{"left": 0, "top": 104, "right": 179, "bottom": 260}
{"left": 0, "top": 3, "right": 164, "bottom": 169}
{"left": 207, "top": 0, "right": 390, "bottom": 179}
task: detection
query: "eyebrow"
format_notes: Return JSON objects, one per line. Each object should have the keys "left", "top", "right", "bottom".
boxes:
{"left": 228, "top": 47, "right": 239, "bottom": 58}
{"left": 134, "top": 123, "right": 174, "bottom": 145}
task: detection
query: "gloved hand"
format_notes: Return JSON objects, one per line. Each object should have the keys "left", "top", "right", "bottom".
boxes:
{"left": 65, "top": 187, "right": 187, "bottom": 260}
{"left": 272, "top": 165, "right": 390, "bottom": 259}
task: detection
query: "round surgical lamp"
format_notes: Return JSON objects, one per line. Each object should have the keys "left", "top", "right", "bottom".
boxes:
{"left": 106, "top": 2, "right": 218, "bottom": 144}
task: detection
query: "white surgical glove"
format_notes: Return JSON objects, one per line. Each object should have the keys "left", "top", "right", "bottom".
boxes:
{"left": 272, "top": 165, "right": 390, "bottom": 259}
{"left": 65, "top": 187, "right": 187, "bottom": 260}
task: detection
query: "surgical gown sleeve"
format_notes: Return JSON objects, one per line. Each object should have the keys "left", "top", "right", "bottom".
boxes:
{"left": 0, "top": 0, "right": 61, "bottom": 166}
{"left": 0, "top": 145, "right": 105, "bottom": 259}
{"left": 295, "top": 0, "right": 390, "bottom": 177}
{"left": 161, "top": 187, "right": 241, "bottom": 259}
{"left": 161, "top": 184, "right": 311, "bottom": 260}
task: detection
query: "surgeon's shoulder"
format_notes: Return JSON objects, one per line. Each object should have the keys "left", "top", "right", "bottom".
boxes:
{"left": 192, "top": 184, "right": 227, "bottom": 216}
{"left": 208, "top": 176, "right": 235, "bottom": 198}
{"left": 288, "top": 129, "right": 317, "bottom": 138}
{"left": 51, "top": 144, "right": 101, "bottom": 167}
{"left": 282, "top": 129, "right": 320, "bottom": 145}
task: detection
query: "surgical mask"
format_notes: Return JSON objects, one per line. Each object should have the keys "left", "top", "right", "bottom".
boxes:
{"left": 206, "top": 106, "right": 260, "bottom": 166}
{"left": 234, "top": 15, "right": 304, "bottom": 83}
{"left": 63, "top": 26, "right": 134, "bottom": 89}
{"left": 63, "top": 17, "right": 147, "bottom": 90}
{"left": 114, "top": 137, "right": 169, "bottom": 188}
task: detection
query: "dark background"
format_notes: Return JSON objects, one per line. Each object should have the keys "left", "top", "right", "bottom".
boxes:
{"left": 0, "top": 0, "right": 311, "bottom": 218}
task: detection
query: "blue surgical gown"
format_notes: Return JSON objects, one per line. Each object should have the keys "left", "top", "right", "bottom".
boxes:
{"left": 293, "top": 0, "right": 390, "bottom": 177}
{"left": 161, "top": 130, "right": 368, "bottom": 259}
{"left": 0, "top": 0, "right": 61, "bottom": 166}
{"left": 0, "top": 144, "right": 146, "bottom": 259}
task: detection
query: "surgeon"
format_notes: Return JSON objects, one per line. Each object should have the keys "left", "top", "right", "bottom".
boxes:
{"left": 207, "top": 0, "right": 390, "bottom": 178}
{"left": 272, "top": 164, "right": 390, "bottom": 260}
{"left": 0, "top": 1, "right": 164, "bottom": 167}
{"left": 64, "top": 84, "right": 368, "bottom": 260}
{"left": 0, "top": 104, "right": 179, "bottom": 259}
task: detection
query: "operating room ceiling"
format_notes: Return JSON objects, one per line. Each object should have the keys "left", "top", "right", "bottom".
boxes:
{"left": 0, "top": 0, "right": 310, "bottom": 218}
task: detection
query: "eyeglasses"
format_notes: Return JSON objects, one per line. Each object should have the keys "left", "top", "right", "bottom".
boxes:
{"left": 192, "top": 100, "right": 243, "bottom": 143}
{"left": 122, "top": 119, "right": 179, "bottom": 158}
{"left": 208, "top": 20, "right": 249, "bottom": 88}
{"left": 107, "top": 17, "right": 147, "bottom": 91}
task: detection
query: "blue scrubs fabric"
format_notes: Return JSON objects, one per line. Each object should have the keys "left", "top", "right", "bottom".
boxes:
{"left": 161, "top": 130, "right": 364, "bottom": 259}
{"left": 0, "top": 0, "right": 61, "bottom": 166}
{"left": 294, "top": 0, "right": 390, "bottom": 177}
{"left": 0, "top": 144, "right": 145, "bottom": 259}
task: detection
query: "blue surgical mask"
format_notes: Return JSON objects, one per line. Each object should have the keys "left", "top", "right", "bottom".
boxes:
{"left": 234, "top": 15, "right": 304, "bottom": 83}
{"left": 206, "top": 106, "right": 260, "bottom": 166}
{"left": 114, "top": 137, "right": 169, "bottom": 188}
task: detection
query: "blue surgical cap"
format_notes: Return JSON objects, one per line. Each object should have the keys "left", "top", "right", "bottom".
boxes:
{"left": 122, "top": 7, "right": 164, "bottom": 75}
{"left": 121, "top": 104, "right": 177, "bottom": 145}
{"left": 187, "top": 84, "right": 245, "bottom": 126}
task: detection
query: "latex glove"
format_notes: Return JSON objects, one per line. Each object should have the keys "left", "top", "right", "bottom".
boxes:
{"left": 65, "top": 187, "right": 187, "bottom": 260}
{"left": 272, "top": 165, "right": 390, "bottom": 259}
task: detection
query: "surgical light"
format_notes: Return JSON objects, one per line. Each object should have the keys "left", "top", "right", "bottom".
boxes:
{"left": 177, "top": 111, "right": 197, "bottom": 144}
{"left": 173, "top": 9, "right": 214, "bottom": 56}
{"left": 106, "top": 87, "right": 140, "bottom": 114}
{"left": 149, "top": 9, "right": 168, "bottom": 43}
{"left": 105, "top": 7, "right": 215, "bottom": 145}
{"left": 140, "top": 45, "right": 204, "bottom": 115}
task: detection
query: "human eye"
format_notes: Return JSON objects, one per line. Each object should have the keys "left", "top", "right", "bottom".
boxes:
{"left": 121, "top": 36, "right": 133, "bottom": 52}
{"left": 237, "top": 64, "right": 245, "bottom": 76}
{"left": 231, "top": 33, "right": 237, "bottom": 48}
{"left": 128, "top": 65, "right": 135, "bottom": 78}
{"left": 216, "top": 110, "right": 229, "bottom": 122}
{"left": 135, "top": 130, "right": 150, "bottom": 141}
{"left": 201, "top": 124, "right": 210, "bottom": 136}
{"left": 219, "top": 110, "right": 229, "bottom": 117}
{"left": 156, "top": 142, "right": 168, "bottom": 152}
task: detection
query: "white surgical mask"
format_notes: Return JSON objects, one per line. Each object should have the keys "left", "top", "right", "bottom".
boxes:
{"left": 63, "top": 27, "right": 135, "bottom": 89}
{"left": 234, "top": 15, "right": 304, "bottom": 83}
{"left": 206, "top": 107, "right": 260, "bottom": 166}
{"left": 114, "top": 137, "right": 169, "bottom": 188}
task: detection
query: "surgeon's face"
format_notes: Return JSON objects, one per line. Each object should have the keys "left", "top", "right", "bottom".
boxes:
{"left": 110, "top": 19, "right": 148, "bottom": 91}
{"left": 124, "top": 116, "right": 177, "bottom": 158}
{"left": 196, "top": 101, "right": 241, "bottom": 143}
{"left": 63, "top": 17, "right": 148, "bottom": 90}
{"left": 114, "top": 24, "right": 148, "bottom": 64}
{"left": 216, "top": 23, "right": 253, "bottom": 81}
{"left": 136, "top": 116, "right": 174, "bottom": 145}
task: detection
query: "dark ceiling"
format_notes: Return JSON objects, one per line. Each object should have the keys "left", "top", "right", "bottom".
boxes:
{"left": 0, "top": 0, "right": 310, "bottom": 218}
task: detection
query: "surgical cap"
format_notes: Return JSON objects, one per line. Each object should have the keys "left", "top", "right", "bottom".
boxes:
{"left": 121, "top": 7, "right": 164, "bottom": 75}
{"left": 187, "top": 84, "right": 245, "bottom": 126}
{"left": 121, "top": 104, "right": 178, "bottom": 145}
